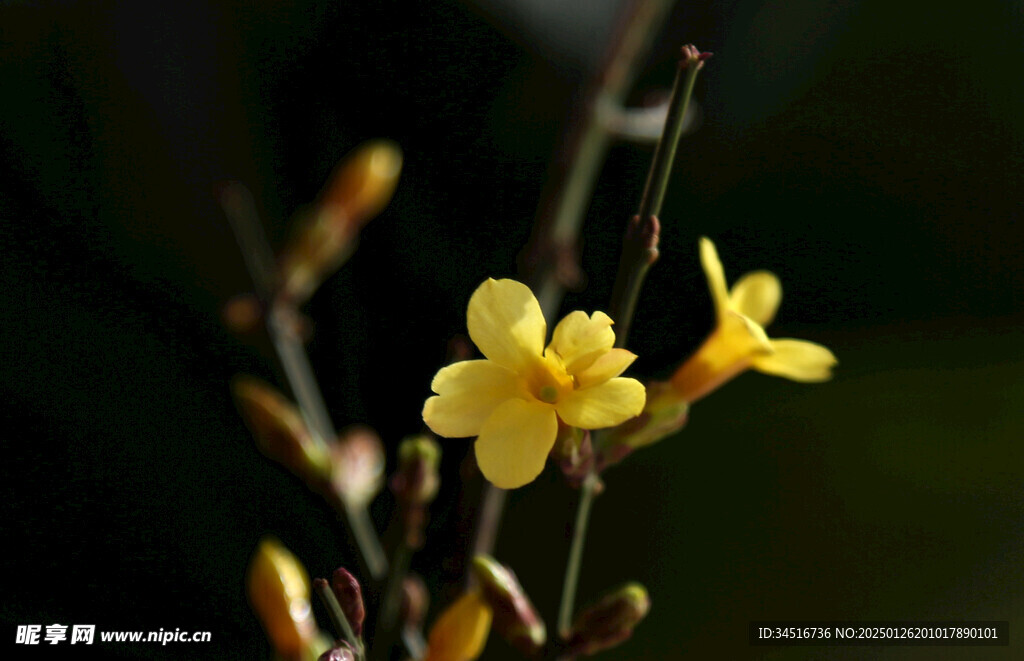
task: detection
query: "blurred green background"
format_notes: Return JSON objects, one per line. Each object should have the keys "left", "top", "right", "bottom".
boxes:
{"left": 1, "top": 0, "right": 1021, "bottom": 659}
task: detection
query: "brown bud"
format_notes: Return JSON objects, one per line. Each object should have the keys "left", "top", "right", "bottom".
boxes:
{"left": 400, "top": 573, "right": 430, "bottom": 631}
{"left": 551, "top": 426, "right": 594, "bottom": 488}
{"left": 233, "top": 377, "right": 332, "bottom": 485}
{"left": 329, "top": 568, "right": 366, "bottom": 638}
{"left": 222, "top": 293, "right": 264, "bottom": 334}
{"left": 566, "top": 583, "right": 650, "bottom": 657}
{"left": 680, "top": 44, "right": 713, "bottom": 70}
{"left": 471, "top": 555, "right": 546, "bottom": 656}
{"left": 328, "top": 425, "right": 385, "bottom": 510}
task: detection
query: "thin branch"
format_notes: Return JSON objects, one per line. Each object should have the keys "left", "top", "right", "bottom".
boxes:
{"left": 221, "top": 183, "right": 389, "bottom": 582}
{"left": 608, "top": 45, "right": 710, "bottom": 347}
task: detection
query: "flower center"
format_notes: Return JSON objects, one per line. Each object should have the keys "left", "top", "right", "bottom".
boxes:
{"left": 538, "top": 386, "right": 559, "bottom": 403}
{"left": 522, "top": 353, "right": 573, "bottom": 405}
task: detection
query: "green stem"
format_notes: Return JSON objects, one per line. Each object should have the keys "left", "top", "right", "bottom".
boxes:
{"left": 636, "top": 56, "right": 702, "bottom": 223}
{"left": 609, "top": 49, "right": 707, "bottom": 348}
{"left": 370, "top": 541, "right": 413, "bottom": 661}
{"left": 557, "top": 471, "right": 600, "bottom": 638}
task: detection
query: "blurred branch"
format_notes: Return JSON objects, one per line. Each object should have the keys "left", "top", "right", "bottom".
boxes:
{"left": 221, "top": 183, "right": 389, "bottom": 582}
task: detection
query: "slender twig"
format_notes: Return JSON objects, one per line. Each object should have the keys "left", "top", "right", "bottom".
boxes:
{"left": 609, "top": 46, "right": 710, "bottom": 347}
{"left": 221, "top": 183, "right": 389, "bottom": 582}
{"left": 314, "top": 578, "right": 364, "bottom": 659}
{"left": 556, "top": 471, "right": 600, "bottom": 639}
{"left": 370, "top": 541, "right": 413, "bottom": 661}
{"left": 470, "top": 0, "right": 677, "bottom": 568}
{"left": 400, "top": 628, "right": 427, "bottom": 659}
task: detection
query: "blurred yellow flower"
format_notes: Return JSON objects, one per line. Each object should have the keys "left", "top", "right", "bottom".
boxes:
{"left": 423, "top": 278, "right": 645, "bottom": 488}
{"left": 669, "top": 237, "right": 837, "bottom": 403}
{"left": 424, "top": 590, "right": 493, "bottom": 661}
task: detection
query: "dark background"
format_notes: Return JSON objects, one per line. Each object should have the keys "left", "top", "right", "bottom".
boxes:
{"left": 2, "top": 0, "right": 1022, "bottom": 659}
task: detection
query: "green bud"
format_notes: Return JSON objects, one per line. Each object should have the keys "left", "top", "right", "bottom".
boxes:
{"left": 391, "top": 435, "right": 441, "bottom": 507}
{"left": 567, "top": 583, "right": 650, "bottom": 657}
{"left": 471, "top": 555, "right": 546, "bottom": 656}
{"left": 233, "top": 377, "right": 333, "bottom": 485}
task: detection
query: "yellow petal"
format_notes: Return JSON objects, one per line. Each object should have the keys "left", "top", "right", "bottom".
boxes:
{"left": 467, "top": 279, "right": 546, "bottom": 372}
{"left": 474, "top": 399, "right": 558, "bottom": 489}
{"left": 548, "top": 310, "right": 615, "bottom": 374}
{"left": 425, "top": 590, "right": 493, "bottom": 661}
{"left": 423, "top": 360, "right": 520, "bottom": 438}
{"left": 574, "top": 348, "right": 637, "bottom": 389}
{"left": 752, "top": 339, "right": 837, "bottom": 382}
{"left": 556, "top": 377, "right": 646, "bottom": 429}
{"left": 729, "top": 270, "right": 781, "bottom": 327}
{"left": 699, "top": 237, "right": 730, "bottom": 320}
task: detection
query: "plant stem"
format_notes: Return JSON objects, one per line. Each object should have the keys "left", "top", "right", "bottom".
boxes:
{"left": 370, "top": 541, "right": 412, "bottom": 661}
{"left": 556, "top": 44, "right": 710, "bottom": 645}
{"left": 609, "top": 47, "right": 708, "bottom": 347}
{"left": 556, "top": 471, "right": 600, "bottom": 638}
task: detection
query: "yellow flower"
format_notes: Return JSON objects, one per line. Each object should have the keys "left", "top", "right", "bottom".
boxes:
{"left": 424, "top": 590, "right": 493, "bottom": 661}
{"left": 669, "top": 237, "right": 837, "bottom": 403}
{"left": 422, "top": 278, "right": 646, "bottom": 488}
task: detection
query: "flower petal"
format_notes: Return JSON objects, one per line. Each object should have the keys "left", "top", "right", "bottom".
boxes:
{"left": 729, "top": 270, "right": 781, "bottom": 327}
{"left": 574, "top": 348, "right": 637, "bottom": 389}
{"left": 751, "top": 339, "right": 837, "bottom": 382}
{"left": 548, "top": 310, "right": 615, "bottom": 374}
{"left": 467, "top": 279, "right": 546, "bottom": 372}
{"left": 425, "top": 590, "right": 493, "bottom": 661}
{"left": 699, "top": 237, "right": 730, "bottom": 320}
{"left": 556, "top": 377, "right": 646, "bottom": 430}
{"left": 423, "top": 360, "right": 520, "bottom": 438}
{"left": 474, "top": 399, "right": 558, "bottom": 489}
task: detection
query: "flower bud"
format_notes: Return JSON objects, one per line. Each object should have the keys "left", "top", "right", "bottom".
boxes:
{"left": 551, "top": 425, "right": 594, "bottom": 488}
{"left": 321, "top": 139, "right": 403, "bottom": 226}
{"left": 470, "top": 555, "right": 546, "bottom": 656}
{"left": 317, "top": 641, "right": 357, "bottom": 661}
{"left": 234, "top": 377, "right": 333, "bottom": 485}
{"left": 390, "top": 435, "right": 441, "bottom": 547}
{"left": 566, "top": 583, "right": 650, "bottom": 657}
{"left": 391, "top": 435, "right": 442, "bottom": 507}
{"left": 223, "top": 293, "right": 264, "bottom": 334}
{"left": 329, "top": 568, "right": 366, "bottom": 638}
{"left": 328, "top": 425, "right": 385, "bottom": 510}
{"left": 279, "top": 141, "right": 403, "bottom": 304}
{"left": 400, "top": 573, "right": 430, "bottom": 631}
{"left": 424, "top": 590, "right": 492, "bottom": 661}
{"left": 246, "top": 537, "right": 319, "bottom": 659}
